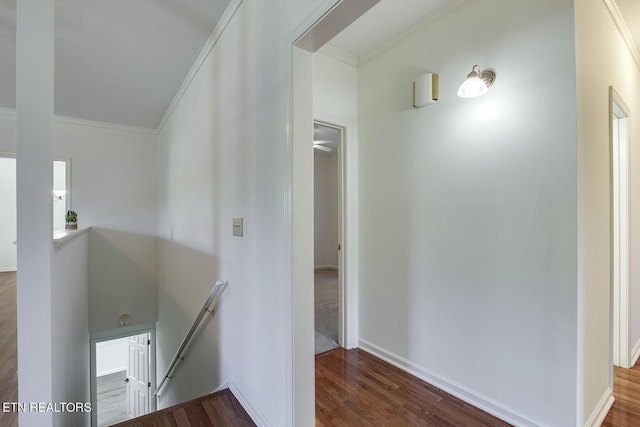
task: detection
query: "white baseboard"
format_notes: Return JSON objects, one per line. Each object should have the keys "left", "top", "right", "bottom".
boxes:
{"left": 358, "top": 339, "right": 543, "bottom": 427}
{"left": 584, "top": 387, "right": 614, "bottom": 427}
{"left": 0, "top": 267, "right": 16, "bottom": 273}
{"left": 314, "top": 265, "right": 338, "bottom": 270}
{"left": 229, "top": 381, "right": 273, "bottom": 427}
{"left": 213, "top": 381, "right": 230, "bottom": 393}
{"left": 631, "top": 338, "right": 640, "bottom": 367}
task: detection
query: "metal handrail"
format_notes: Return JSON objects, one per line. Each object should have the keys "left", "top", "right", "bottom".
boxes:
{"left": 153, "top": 280, "right": 227, "bottom": 397}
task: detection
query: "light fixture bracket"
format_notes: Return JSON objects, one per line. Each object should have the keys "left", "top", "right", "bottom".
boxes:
{"left": 480, "top": 68, "right": 496, "bottom": 88}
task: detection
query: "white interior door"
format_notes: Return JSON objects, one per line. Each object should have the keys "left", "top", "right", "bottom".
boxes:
{"left": 127, "top": 332, "right": 150, "bottom": 418}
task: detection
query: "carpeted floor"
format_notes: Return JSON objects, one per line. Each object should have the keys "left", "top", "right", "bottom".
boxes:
{"left": 314, "top": 269, "right": 339, "bottom": 354}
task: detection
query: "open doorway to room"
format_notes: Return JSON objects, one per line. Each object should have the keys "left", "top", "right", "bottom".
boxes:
{"left": 0, "top": 154, "right": 17, "bottom": 427}
{"left": 92, "top": 331, "right": 156, "bottom": 427}
{"left": 610, "top": 86, "right": 632, "bottom": 370}
{"left": 313, "top": 121, "right": 344, "bottom": 354}
{"left": 0, "top": 155, "right": 17, "bottom": 273}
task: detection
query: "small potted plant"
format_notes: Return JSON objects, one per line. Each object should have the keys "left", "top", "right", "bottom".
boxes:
{"left": 65, "top": 210, "right": 78, "bottom": 230}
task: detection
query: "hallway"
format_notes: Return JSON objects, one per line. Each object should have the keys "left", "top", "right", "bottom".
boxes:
{"left": 0, "top": 271, "right": 17, "bottom": 427}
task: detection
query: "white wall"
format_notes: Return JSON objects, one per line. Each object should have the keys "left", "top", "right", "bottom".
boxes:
{"left": 155, "top": 0, "right": 257, "bottom": 415}
{"left": 52, "top": 119, "right": 157, "bottom": 235}
{"left": 0, "top": 156, "right": 16, "bottom": 271}
{"left": 356, "top": 0, "right": 578, "bottom": 425}
{"left": 154, "top": 0, "right": 356, "bottom": 424}
{"left": 51, "top": 232, "right": 90, "bottom": 427}
{"left": 96, "top": 337, "right": 128, "bottom": 376}
{"left": 54, "top": 120, "right": 159, "bottom": 334}
{"left": 314, "top": 151, "right": 338, "bottom": 268}
{"left": 575, "top": 0, "right": 640, "bottom": 424}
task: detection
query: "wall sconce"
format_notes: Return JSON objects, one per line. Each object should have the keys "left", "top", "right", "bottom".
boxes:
{"left": 413, "top": 73, "right": 438, "bottom": 108}
{"left": 457, "top": 65, "right": 496, "bottom": 98}
{"left": 53, "top": 190, "right": 65, "bottom": 201}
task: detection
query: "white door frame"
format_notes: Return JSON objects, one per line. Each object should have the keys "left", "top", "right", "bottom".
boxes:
{"left": 313, "top": 119, "right": 356, "bottom": 349}
{"left": 287, "top": 1, "right": 378, "bottom": 424}
{"left": 90, "top": 324, "right": 156, "bottom": 427}
{"left": 610, "top": 86, "right": 631, "bottom": 370}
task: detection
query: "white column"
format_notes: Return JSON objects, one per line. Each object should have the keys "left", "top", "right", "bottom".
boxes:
{"left": 16, "top": 0, "right": 55, "bottom": 426}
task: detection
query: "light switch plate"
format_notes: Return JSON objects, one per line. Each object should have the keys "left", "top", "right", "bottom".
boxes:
{"left": 233, "top": 218, "right": 243, "bottom": 237}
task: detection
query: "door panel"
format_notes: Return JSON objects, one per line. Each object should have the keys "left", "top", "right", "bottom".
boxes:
{"left": 127, "top": 333, "right": 150, "bottom": 418}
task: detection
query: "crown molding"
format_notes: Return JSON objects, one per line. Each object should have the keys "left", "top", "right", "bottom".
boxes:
{"left": 0, "top": 107, "right": 157, "bottom": 134}
{"left": 603, "top": 0, "right": 640, "bottom": 71}
{"left": 54, "top": 114, "right": 158, "bottom": 135}
{"left": 318, "top": 44, "right": 358, "bottom": 67}
{"left": 156, "top": 0, "right": 244, "bottom": 133}
{"left": 357, "top": 0, "right": 476, "bottom": 67}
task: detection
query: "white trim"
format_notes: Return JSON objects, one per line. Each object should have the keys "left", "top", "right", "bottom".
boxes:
{"left": 631, "top": 338, "right": 640, "bottom": 367}
{"left": 0, "top": 268, "right": 16, "bottom": 272}
{"left": 314, "top": 265, "right": 338, "bottom": 270}
{"left": 90, "top": 322, "right": 157, "bottom": 341}
{"left": 357, "top": 0, "right": 476, "bottom": 67}
{"left": 358, "top": 339, "right": 544, "bottom": 427}
{"left": 602, "top": 0, "right": 640, "bottom": 71}
{"left": 54, "top": 114, "right": 157, "bottom": 135}
{"left": 317, "top": 44, "right": 358, "bottom": 67}
{"left": 584, "top": 387, "right": 615, "bottom": 427}
{"left": 213, "top": 381, "right": 230, "bottom": 393}
{"left": 53, "top": 227, "right": 89, "bottom": 249}
{"left": 610, "top": 86, "right": 631, "bottom": 369}
{"left": 229, "top": 382, "right": 273, "bottom": 427}
{"left": 0, "top": 107, "right": 157, "bottom": 134}
{"left": 156, "top": 0, "right": 243, "bottom": 133}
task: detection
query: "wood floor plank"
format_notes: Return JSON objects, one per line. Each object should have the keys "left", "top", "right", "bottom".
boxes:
{"left": 316, "top": 348, "right": 512, "bottom": 427}
{"left": 112, "top": 389, "right": 256, "bottom": 427}
{"left": 603, "top": 360, "right": 640, "bottom": 426}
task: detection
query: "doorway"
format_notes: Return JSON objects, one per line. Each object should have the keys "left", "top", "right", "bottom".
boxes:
{"left": 610, "top": 86, "right": 631, "bottom": 369}
{"left": 313, "top": 121, "right": 344, "bottom": 354}
{"left": 92, "top": 331, "right": 156, "bottom": 427}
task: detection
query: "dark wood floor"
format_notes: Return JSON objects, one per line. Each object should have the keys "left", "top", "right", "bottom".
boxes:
{"left": 316, "top": 348, "right": 511, "bottom": 427}
{"left": 111, "top": 389, "right": 255, "bottom": 427}
{"left": 603, "top": 360, "right": 640, "bottom": 426}
{"left": 4, "top": 264, "right": 640, "bottom": 426}
{"left": 0, "top": 271, "right": 18, "bottom": 427}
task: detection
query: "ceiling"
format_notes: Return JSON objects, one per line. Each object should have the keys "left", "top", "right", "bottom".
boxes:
{"left": 0, "top": 0, "right": 231, "bottom": 129}
{"left": 329, "top": 0, "right": 448, "bottom": 56}
{"left": 0, "top": 0, "right": 638, "bottom": 130}
{"left": 328, "top": 0, "right": 640, "bottom": 63}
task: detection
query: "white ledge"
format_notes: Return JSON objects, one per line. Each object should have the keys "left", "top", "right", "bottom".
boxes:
{"left": 53, "top": 227, "right": 89, "bottom": 248}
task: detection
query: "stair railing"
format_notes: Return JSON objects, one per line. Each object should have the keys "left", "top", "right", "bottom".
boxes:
{"left": 153, "top": 280, "right": 227, "bottom": 398}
